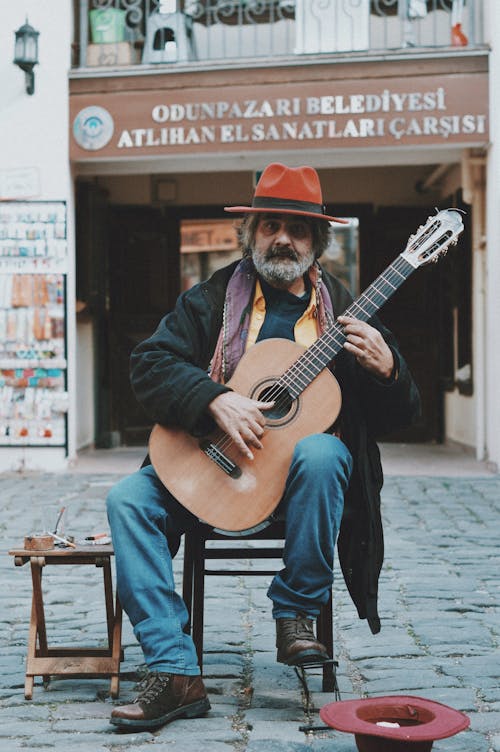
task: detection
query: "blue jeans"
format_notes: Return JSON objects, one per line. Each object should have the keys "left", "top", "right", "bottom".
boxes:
{"left": 106, "top": 433, "right": 352, "bottom": 674}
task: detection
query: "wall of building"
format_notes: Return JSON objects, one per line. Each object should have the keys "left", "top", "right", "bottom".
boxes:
{"left": 94, "top": 165, "right": 450, "bottom": 209}
{"left": 485, "top": 2, "right": 500, "bottom": 470}
{"left": 0, "top": 0, "right": 75, "bottom": 470}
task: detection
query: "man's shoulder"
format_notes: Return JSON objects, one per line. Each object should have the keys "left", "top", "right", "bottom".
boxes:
{"left": 319, "top": 264, "right": 353, "bottom": 307}
{"left": 206, "top": 259, "right": 241, "bottom": 286}
{"left": 192, "top": 259, "right": 242, "bottom": 303}
{"left": 180, "top": 259, "right": 240, "bottom": 306}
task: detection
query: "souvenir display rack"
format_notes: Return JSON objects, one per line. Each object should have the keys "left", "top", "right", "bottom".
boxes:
{"left": 0, "top": 202, "right": 68, "bottom": 447}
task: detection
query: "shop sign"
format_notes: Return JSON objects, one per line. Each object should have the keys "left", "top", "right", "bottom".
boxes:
{"left": 70, "top": 73, "right": 488, "bottom": 159}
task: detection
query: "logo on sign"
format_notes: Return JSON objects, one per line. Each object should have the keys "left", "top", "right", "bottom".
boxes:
{"left": 73, "top": 106, "right": 114, "bottom": 150}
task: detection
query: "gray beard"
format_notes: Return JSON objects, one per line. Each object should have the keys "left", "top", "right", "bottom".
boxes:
{"left": 252, "top": 247, "right": 315, "bottom": 288}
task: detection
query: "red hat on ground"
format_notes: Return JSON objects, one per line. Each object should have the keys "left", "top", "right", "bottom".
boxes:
{"left": 224, "top": 162, "right": 349, "bottom": 224}
{"left": 319, "top": 695, "right": 470, "bottom": 752}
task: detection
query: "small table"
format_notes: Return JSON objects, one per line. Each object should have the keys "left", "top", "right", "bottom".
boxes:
{"left": 9, "top": 544, "right": 123, "bottom": 700}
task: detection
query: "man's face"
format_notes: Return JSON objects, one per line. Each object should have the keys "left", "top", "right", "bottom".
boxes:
{"left": 251, "top": 213, "right": 315, "bottom": 289}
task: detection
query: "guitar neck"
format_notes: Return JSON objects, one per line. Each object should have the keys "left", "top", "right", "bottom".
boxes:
{"left": 280, "top": 254, "right": 416, "bottom": 398}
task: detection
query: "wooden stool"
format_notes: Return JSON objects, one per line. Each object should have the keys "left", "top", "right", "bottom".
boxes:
{"left": 9, "top": 544, "right": 123, "bottom": 700}
{"left": 182, "top": 522, "right": 337, "bottom": 692}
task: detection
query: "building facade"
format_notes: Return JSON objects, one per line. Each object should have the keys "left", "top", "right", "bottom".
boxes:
{"left": 0, "top": 0, "right": 498, "bottom": 471}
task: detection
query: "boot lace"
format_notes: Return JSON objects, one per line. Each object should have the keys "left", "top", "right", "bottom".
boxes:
{"left": 281, "top": 615, "right": 315, "bottom": 642}
{"left": 134, "top": 672, "right": 171, "bottom": 705}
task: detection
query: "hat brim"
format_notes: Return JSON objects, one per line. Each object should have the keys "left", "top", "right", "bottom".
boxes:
{"left": 319, "top": 696, "right": 470, "bottom": 742}
{"left": 224, "top": 205, "right": 349, "bottom": 224}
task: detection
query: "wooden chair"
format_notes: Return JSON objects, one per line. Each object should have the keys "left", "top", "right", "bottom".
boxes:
{"left": 181, "top": 520, "right": 337, "bottom": 692}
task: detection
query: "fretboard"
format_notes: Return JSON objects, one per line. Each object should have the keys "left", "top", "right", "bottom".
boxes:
{"left": 279, "top": 254, "right": 415, "bottom": 398}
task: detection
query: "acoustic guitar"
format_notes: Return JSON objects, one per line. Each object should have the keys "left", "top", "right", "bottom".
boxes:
{"left": 150, "top": 209, "right": 464, "bottom": 534}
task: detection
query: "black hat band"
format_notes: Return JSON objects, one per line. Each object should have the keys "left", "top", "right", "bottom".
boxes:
{"left": 252, "top": 195, "right": 326, "bottom": 215}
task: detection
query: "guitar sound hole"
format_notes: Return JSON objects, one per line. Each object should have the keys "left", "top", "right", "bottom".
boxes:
{"left": 257, "top": 384, "right": 293, "bottom": 421}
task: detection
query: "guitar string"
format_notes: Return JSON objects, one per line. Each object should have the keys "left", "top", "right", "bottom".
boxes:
{"left": 207, "top": 254, "right": 414, "bottom": 461}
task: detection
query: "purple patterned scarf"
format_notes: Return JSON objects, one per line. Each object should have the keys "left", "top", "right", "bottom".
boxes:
{"left": 209, "top": 257, "right": 334, "bottom": 384}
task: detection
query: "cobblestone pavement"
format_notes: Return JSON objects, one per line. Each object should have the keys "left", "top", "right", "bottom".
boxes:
{"left": 1, "top": 470, "right": 499, "bottom": 752}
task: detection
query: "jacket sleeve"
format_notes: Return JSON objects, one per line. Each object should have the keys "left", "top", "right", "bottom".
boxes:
{"left": 356, "top": 314, "right": 421, "bottom": 438}
{"left": 322, "top": 269, "right": 421, "bottom": 438}
{"left": 129, "top": 284, "right": 230, "bottom": 435}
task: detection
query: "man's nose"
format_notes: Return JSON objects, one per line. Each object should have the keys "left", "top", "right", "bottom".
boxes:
{"left": 274, "top": 224, "right": 292, "bottom": 244}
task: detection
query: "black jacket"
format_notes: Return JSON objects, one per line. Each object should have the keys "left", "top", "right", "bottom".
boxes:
{"left": 130, "top": 261, "right": 421, "bottom": 634}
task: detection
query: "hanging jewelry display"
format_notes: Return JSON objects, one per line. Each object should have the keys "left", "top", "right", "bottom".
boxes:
{"left": 0, "top": 202, "right": 68, "bottom": 447}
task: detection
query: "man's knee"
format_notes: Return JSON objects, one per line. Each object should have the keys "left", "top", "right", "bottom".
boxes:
{"left": 106, "top": 473, "right": 151, "bottom": 524}
{"left": 293, "top": 434, "right": 351, "bottom": 476}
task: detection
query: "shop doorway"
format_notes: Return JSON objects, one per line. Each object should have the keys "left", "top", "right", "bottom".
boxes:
{"left": 362, "top": 206, "right": 443, "bottom": 442}
{"left": 106, "top": 206, "right": 180, "bottom": 446}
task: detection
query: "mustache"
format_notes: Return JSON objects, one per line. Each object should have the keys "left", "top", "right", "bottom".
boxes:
{"left": 266, "top": 246, "right": 298, "bottom": 261}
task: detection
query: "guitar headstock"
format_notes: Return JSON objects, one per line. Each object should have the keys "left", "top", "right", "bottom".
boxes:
{"left": 401, "top": 209, "right": 465, "bottom": 268}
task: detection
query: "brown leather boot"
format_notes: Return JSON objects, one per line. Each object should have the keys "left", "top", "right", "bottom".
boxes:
{"left": 110, "top": 672, "right": 210, "bottom": 729}
{"left": 276, "top": 615, "right": 329, "bottom": 665}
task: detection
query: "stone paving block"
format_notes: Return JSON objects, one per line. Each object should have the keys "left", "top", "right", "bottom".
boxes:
{"left": 0, "top": 703, "right": 51, "bottom": 721}
{"left": 357, "top": 672, "right": 459, "bottom": 693}
{"left": 141, "top": 741, "right": 230, "bottom": 752}
{"left": 49, "top": 701, "right": 112, "bottom": 721}
{"left": 469, "top": 711, "right": 500, "bottom": 734}
{"left": 246, "top": 719, "right": 308, "bottom": 742}
{"left": 246, "top": 739, "right": 355, "bottom": 752}
{"left": 432, "top": 730, "right": 491, "bottom": 751}
{"left": 249, "top": 689, "right": 304, "bottom": 711}
{"left": 490, "top": 733, "right": 500, "bottom": 752}
{"left": 152, "top": 718, "right": 242, "bottom": 744}
{"left": 0, "top": 719, "right": 47, "bottom": 737}
{"left": 482, "top": 689, "right": 500, "bottom": 705}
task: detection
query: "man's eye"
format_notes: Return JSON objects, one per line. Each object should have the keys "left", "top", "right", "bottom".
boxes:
{"left": 263, "top": 221, "right": 279, "bottom": 234}
{"left": 289, "top": 223, "right": 308, "bottom": 238}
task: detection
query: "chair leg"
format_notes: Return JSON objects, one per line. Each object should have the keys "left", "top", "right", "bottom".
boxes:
{"left": 182, "top": 532, "right": 195, "bottom": 635}
{"left": 317, "top": 592, "right": 336, "bottom": 693}
{"left": 191, "top": 533, "right": 205, "bottom": 671}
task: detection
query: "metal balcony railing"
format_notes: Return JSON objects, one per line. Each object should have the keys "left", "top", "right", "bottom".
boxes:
{"left": 75, "top": 0, "right": 483, "bottom": 70}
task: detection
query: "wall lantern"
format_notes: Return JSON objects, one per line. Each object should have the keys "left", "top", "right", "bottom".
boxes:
{"left": 13, "top": 19, "right": 39, "bottom": 95}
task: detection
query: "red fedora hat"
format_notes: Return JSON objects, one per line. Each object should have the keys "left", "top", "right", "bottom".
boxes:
{"left": 224, "top": 162, "right": 348, "bottom": 224}
{"left": 320, "top": 695, "right": 470, "bottom": 752}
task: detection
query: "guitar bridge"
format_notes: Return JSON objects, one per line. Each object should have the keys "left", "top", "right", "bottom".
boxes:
{"left": 199, "top": 439, "right": 242, "bottom": 478}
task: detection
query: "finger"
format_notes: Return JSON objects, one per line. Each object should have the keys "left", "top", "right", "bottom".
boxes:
{"left": 337, "top": 315, "right": 352, "bottom": 322}
{"left": 344, "top": 323, "right": 372, "bottom": 340}
{"left": 345, "top": 334, "right": 367, "bottom": 349}
{"left": 337, "top": 315, "right": 359, "bottom": 326}
{"left": 238, "top": 424, "right": 264, "bottom": 454}
{"left": 231, "top": 431, "right": 255, "bottom": 460}
{"left": 248, "top": 419, "right": 265, "bottom": 438}
{"left": 343, "top": 341, "right": 366, "bottom": 359}
{"left": 243, "top": 430, "right": 264, "bottom": 450}
{"left": 255, "top": 400, "right": 275, "bottom": 411}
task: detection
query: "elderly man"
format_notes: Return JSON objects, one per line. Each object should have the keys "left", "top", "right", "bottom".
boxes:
{"left": 107, "top": 162, "right": 420, "bottom": 730}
